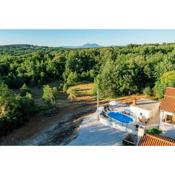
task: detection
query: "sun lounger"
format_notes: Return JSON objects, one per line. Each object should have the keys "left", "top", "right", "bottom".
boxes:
{"left": 100, "top": 111, "right": 108, "bottom": 118}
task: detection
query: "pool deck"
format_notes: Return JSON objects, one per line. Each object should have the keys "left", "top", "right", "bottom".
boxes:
{"left": 68, "top": 113, "right": 128, "bottom": 146}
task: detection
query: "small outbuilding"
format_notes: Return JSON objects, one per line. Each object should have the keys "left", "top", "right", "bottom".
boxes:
{"left": 129, "top": 99, "right": 160, "bottom": 122}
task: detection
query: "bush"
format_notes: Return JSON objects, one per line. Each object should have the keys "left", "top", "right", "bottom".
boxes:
{"left": 143, "top": 87, "right": 152, "bottom": 96}
{"left": 17, "top": 92, "right": 35, "bottom": 116}
{"left": 154, "top": 82, "right": 165, "bottom": 99}
{"left": 42, "top": 85, "right": 58, "bottom": 106}
{"left": 66, "top": 88, "right": 79, "bottom": 101}
{"left": 63, "top": 83, "right": 69, "bottom": 92}
{"left": 146, "top": 128, "right": 162, "bottom": 135}
{"left": 92, "top": 86, "right": 97, "bottom": 96}
{"left": 20, "top": 83, "right": 31, "bottom": 96}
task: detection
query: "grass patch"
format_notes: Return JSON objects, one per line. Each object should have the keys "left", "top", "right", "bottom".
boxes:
{"left": 146, "top": 128, "right": 162, "bottom": 135}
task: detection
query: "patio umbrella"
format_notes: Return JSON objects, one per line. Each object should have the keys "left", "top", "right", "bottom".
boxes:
{"left": 109, "top": 101, "right": 119, "bottom": 106}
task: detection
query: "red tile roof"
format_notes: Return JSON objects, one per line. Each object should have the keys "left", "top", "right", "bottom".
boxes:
{"left": 164, "top": 87, "right": 175, "bottom": 97}
{"left": 160, "top": 87, "right": 175, "bottom": 113}
{"left": 139, "top": 134, "right": 175, "bottom": 146}
{"left": 160, "top": 97, "right": 175, "bottom": 113}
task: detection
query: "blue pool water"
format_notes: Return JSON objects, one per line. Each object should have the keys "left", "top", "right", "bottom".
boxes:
{"left": 107, "top": 111, "right": 134, "bottom": 124}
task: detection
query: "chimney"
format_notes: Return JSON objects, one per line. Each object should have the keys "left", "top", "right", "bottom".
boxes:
{"left": 136, "top": 125, "right": 145, "bottom": 145}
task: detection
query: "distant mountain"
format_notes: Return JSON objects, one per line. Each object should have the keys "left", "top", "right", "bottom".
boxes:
{"left": 81, "top": 43, "right": 102, "bottom": 48}
{"left": 60, "top": 43, "right": 102, "bottom": 49}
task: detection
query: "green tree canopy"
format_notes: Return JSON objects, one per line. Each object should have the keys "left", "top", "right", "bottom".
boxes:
{"left": 42, "top": 85, "right": 58, "bottom": 106}
{"left": 154, "top": 71, "right": 175, "bottom": 98}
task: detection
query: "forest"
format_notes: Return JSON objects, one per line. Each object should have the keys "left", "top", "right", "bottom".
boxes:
{"left": 0, "top": 43, "right": 175, "bottom": 134}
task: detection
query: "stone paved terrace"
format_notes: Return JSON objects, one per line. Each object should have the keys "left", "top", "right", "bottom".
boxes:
{"left": 68, "top": 113, "right": 128, "bottom": 146}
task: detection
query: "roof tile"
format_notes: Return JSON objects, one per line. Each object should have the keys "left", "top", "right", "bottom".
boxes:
{"left": 139, "top": 134, "right": 175, "bottom": 146}
{"left": 165, "top": 87, "right": 175, "bottom": 97}
{"left": 160, "top": 87, "right": 175, "bottom": 113}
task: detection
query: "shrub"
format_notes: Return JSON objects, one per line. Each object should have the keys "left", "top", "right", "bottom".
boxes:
{"left": 17, "top": 92, "right": 35, "bottom": 116}
{"left": 154, "top": 82, "right": 165, "bottom": 99}
{"left": 146, "top": 128, "right": 162, "bottom": 135}
{"left": 42, "top": 85, "right": 58, "bottom": 106}
{"left": 143, "top": 86, "right": 152, "bottom": 96}
{"left": 66, "top": 88, "right": 79, "bottom": 101}
{"left": 20, "top": 83, "right": 31, "bottom": 96}
{"left": 63, "top": 83, "right": 69, "bottom": 93}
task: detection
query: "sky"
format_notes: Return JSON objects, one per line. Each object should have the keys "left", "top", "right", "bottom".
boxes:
{"left": 1, "top": 29, "right": 175, "bottom": 47}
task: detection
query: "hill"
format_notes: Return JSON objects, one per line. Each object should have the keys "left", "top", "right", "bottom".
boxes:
{"left": 81, "top": 43, "right": 102, "bottom": 48}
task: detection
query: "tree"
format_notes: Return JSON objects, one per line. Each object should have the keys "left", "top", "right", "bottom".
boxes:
{"left": 154, "top": 71, "right": 175, "bottom": 98}
{"left": 96, "top": 57, "right": 145, "bottom": 97}
{"left": 0, "top": 82, "right": 23, "bottom": 133}
{"left": 2, "top": 43, "right": 175, "bottom": 102}
{"left": 42, "top": 85, "right": 57, "bottom": 106}
{"left": 0, "top": 82, "right": 36, "bottom": 134}
{"left": 17, "top": 92, "right": 35, "bottom": 116}
{"left": 63, "top": 50, "right": 97, "bottom": 84}
{"left": 66, "top": 72, "right": 78, "bottom": 86}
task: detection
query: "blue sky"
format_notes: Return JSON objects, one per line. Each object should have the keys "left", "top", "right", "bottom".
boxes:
{"left": 1, "top": 29, "right": 175, "bottom": 47}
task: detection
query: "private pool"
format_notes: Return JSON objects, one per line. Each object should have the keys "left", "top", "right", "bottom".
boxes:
{"left": 107, "top": 111, "right": 134, "bottom": 124}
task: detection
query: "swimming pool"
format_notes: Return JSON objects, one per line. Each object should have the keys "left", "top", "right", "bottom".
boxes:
{"left": 107, "top": 111, "right": 134, "bottom": 124}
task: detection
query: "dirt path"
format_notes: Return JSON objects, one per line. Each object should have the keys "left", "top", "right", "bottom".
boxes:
{"left": 0, "top": 83, "right": 105, "bottom": 145}
{"left": 0, "top": 103, "right": 98, "bottom": 145}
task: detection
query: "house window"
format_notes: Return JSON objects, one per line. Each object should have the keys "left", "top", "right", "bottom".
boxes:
{"left": 165, "top": 114, "right": 175, "bottom": 124}
{"left": 172, "top": 115, "right": 175, "bottom": 124}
